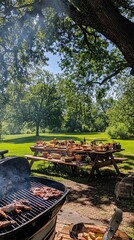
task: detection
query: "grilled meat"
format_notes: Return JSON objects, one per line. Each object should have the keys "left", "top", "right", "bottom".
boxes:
{"left": 1, "top": 203, "right": 31, "bottom": 213}
{"left": 0, "top": 209, "right": 7, "bottom": 218}
{"left": 0, "top": 199, "right": 32, "bottom": 218}
{"left": 31, "top": 186, "right": 63, "bottom": 200}
{"left": 0, "top": 220, "right": 16, "bottom": 229}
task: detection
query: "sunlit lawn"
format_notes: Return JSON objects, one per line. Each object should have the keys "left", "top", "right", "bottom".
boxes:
{"left": 1, "top": 132, "right": 134, "bottom": 155}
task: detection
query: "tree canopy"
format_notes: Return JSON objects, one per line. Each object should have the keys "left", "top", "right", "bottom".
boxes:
{"left": 1, "top": 0, "right": 134, "bottom": 78}
{"left": 106, "top": 76, "right": 134, "bottom": 138}
{"left": 4, "top": 68, "right": 63, "bottom": 136}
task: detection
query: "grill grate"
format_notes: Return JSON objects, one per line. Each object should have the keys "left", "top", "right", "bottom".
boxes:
{"left": 0, "top": 181, "right": 64, "bottom": 235}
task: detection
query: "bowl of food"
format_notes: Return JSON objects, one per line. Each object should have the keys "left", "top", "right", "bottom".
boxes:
{"left": 51, "top": 153, "right": 62, "bottom": 159}
{"left": 74, "top": 154, "right": 82, "bottom": 161}
{"left": 42, "top": 151, "right": 48, "bottom": 158}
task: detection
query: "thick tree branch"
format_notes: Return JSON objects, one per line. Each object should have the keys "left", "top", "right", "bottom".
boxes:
{"left": 69, "top": 0, "right": 134, "bottom": 74}
{"left": 1, "top": 0, "right": 134, "bottom": 74}
{"left": 78, "top": 61, "right": 128, "bottom": 87}
{"left": 99, "top": 67, "right": 127, "bottom": 85}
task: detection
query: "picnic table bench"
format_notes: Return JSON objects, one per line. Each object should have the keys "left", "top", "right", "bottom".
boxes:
{"left": 113, "top": 157, "right": 128, "bottom": 163}
{"left": 0, "top": 150, "right": 8, "bottom": 159}
{"left": 24, "top": 154, "right": 89, "bottom": 174}
{"left": 87, "top": 149, "right": 127, "bottom": 179}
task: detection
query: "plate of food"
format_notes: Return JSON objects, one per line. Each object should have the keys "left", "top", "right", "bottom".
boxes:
{"left": 51, "top": 153, "right": 62, "bottom": 159}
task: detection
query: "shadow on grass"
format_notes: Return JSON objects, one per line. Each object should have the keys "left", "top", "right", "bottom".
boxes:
{"left": 1, "top": 135, "right": 81, "bottom": 144}
{"left": 31, "top": 164, "right": 134, "bottom": 215}
{"left": 1, "top": 133, "right": 109, "bottom": 144}
{"left": 120, "top": 158, "right": 134, "bottom": 172}
{"left": 113, "top": 153, "right": 134, "bottom": 172}
{"left": 115, "top": 153, "right": 134, "bottom": 159}
{"left": 32, "top": 163, "right": 88, "bottom": 183}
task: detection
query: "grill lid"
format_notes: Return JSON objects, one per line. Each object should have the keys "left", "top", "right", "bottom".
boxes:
{"left": 0, "top": 157, "right": 31, "bottom": 198}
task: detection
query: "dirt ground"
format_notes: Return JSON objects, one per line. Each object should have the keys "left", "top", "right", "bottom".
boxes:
{"left": 56, "top": 174, "right": 134, "bottom": 238}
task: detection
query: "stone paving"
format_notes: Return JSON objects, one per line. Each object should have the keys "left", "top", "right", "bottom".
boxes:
{"left": 55, "top": 208, "right": 104, "bottom": 235}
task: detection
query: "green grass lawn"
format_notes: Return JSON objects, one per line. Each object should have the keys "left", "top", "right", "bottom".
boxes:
{"left": 1, "top": 132, "right": 134, "bottom": 155}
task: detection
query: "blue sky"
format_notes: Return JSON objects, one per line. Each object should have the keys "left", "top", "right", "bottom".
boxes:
{"left": 44, "top": 52, "right": 62, "bottom": 74}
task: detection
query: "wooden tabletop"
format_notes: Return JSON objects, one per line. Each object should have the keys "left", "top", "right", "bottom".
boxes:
{"left": 30, "top": 145, "right": 124, "bottom": 155}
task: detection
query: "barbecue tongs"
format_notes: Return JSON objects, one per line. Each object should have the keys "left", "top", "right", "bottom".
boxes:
{"left": 70, "top": 207, "right": 123, "bottom": 240}
{"left": 102, "top": 207, "right": 123, "bottom": 240}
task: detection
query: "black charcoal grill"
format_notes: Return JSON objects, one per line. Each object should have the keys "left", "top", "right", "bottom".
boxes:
{"left": 0, "top": 157, "right": 69, "bottom": 240}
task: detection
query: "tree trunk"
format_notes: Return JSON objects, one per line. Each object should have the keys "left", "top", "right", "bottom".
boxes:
{"left": 0, "top": 122, "right": 2, "bottom": 140}
{"left": 36, "top": 123, "right": 40, "bottom": 137}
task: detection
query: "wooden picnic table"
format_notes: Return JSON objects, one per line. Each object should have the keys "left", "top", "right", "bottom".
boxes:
{"left": 0, "top": 150, "right": 8, "bottom": 158}
{"left": 27, "top": 145, "right": 126, "bottom": 178}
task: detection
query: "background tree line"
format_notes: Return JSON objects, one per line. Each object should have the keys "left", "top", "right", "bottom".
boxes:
{"left": 1, "top": 67, "right": 134, "bottom": 139}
